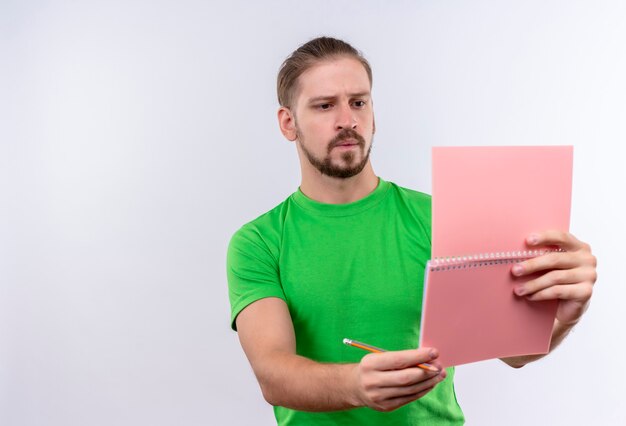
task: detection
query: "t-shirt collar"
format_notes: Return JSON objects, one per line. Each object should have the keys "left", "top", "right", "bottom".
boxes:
{"left": 291, "top": 177, "right": 390, "bottom": 217}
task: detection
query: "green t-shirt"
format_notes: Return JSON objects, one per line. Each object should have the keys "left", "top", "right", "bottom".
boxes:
{"left": 227, "top": 178, "right": 465, "bottom": 425}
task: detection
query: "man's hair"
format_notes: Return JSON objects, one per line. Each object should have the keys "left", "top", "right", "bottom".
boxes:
{"left": 277, "top": 36, "right": 372, "bottom": 109}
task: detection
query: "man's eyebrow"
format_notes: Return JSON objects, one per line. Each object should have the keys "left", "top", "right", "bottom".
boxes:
{"left": 307, "top": 95, "right": 337, "bottom": 104}
{"left": 349, "top": 92, "right": 371, "bottom": 99}
{"left": 307, "top": 92, "right": 371, "bottom": 104}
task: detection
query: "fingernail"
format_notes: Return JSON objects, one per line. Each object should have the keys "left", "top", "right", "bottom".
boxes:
{"left": 515, "top": 285, "right": 526, "bottom": 296}
{"left": 528, "top": 234, "right": 539, "bottom": 245}
{"left": 512, "top": 264, "right": 523, "bottom": 276}
{"left": 429, "top": 349, "right": 439, "bottom": 359}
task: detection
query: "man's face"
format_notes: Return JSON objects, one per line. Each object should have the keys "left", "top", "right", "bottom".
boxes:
{"left": 290, "top": 57, "right": 375, "bottom": 179}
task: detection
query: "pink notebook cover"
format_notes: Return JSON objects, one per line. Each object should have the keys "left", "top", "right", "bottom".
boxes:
{"left": 419, "top": 146, "right": 573, "bottom": 367}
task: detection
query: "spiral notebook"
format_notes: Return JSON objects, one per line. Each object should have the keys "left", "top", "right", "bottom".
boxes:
{"left": 419, "top": 146, "right": 573, "bottom": 367}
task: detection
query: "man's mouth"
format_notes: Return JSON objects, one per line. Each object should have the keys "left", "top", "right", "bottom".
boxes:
{"left": 335, "top": 139, "right": 359, "bottom": 147}
{"left": 327, "top": 129, "right": 366, "bottom": 153}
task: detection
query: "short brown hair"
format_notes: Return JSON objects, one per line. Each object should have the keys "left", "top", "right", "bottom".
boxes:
{"left": 277, "top": 36, "right": 373, "bottom": 109}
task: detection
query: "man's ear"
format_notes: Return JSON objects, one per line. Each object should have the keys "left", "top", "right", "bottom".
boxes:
{"left": 372, "top": 114, "right": 376, "bottom": 134}
{"left": 278, "top": 107, "right": 297, "bottom": 141}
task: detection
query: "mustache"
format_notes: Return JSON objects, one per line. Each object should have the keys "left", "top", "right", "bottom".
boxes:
{"left": 327, "top": 129, "right": 366, "bottom": 152}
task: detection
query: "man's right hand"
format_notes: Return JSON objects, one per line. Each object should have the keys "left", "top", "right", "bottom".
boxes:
{"left": 351, "top": 348, "right": 446, "bottom": 412}
{"left": 237, "top": 297, "right": 447, "bottom": 412}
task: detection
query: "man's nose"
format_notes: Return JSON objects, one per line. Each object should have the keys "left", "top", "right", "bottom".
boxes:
{"left": 335, "top": 103, "right": 357, "bottom": 130}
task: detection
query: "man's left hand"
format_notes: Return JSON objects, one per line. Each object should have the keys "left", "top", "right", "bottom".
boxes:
{"left": 511, "top": 230, "right": 597, "bottom": 326}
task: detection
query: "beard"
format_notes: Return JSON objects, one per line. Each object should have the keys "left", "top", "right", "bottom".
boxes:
{"left": 297, "top": 127, "right": 373, "bottom": 179}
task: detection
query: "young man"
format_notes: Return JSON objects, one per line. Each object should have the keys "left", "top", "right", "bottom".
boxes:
{"left": 227, "top": 37, "right": 597, "bottom": 425}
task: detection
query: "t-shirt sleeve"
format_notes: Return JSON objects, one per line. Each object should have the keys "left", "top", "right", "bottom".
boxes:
{"left": 226, "top": 223, "right": 286, "bottom": 331}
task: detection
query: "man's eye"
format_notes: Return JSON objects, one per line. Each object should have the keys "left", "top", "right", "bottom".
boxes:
{"left": 318, "top": 103, "right": 332, "bottom": 110}
{"left": 353, "top": 100, "right": 366, "bottom": 108}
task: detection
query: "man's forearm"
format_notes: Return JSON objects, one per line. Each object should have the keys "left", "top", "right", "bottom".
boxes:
{"left": 501, "top": 318, "right": 577, "bottom": 368}
{"left": 256, "top": 351, "right": 360, "bottom": 411}
{"left": 237, "top": 299, "right": 445, "bottom": 412}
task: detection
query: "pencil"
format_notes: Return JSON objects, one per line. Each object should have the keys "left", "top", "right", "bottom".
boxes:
{"left": 343, "top": 338, "right": 441, "bottom": 373}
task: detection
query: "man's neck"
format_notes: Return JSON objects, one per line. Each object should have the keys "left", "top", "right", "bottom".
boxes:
{"left": 299, "top": 163, "right": 379, "bottom": 204}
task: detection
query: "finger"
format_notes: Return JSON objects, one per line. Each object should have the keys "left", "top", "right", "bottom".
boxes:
{"left": 526, "top": 230, "right": 587, "bottom": 252}
{"left": 511, "top": 251, "right": 584, "bottom": 277}
{"left": 374, "top": 370, "right": 446, "bottom": 403}
{"left": 363, "top": 348, "right": 439, "bottom": 371}
{"left": 523, "top": 281, "right": 594, "bottom": 302}
{"left": 372, "top": 365, "right": 442, "bottom": 388}
{"left": 513, "top": 246, "right": 597, "bottom": 278}
{"left": 375, "top": 386, "right": 436, "bottom": 412}
{"left": 411, "top": 385, "right": 436, "bottom": 400}
{"left": 514, "top": 267, "right": 596, "bottom": 297}
{"left": 383, "top": 368, "right": 447, "bottom": 393}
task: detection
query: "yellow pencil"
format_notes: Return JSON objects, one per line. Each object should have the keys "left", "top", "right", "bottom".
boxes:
{"left": 343, "top": 338, "right": 440, "bottom": 373}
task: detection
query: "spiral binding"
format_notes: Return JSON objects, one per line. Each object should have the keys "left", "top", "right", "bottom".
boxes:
{"left": 428, "top": 248, "right": 564, "bottom": 272}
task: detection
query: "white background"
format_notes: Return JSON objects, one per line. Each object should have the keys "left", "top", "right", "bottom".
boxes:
{"left": 2, "top": 1, "right": 625, "bottom": 425}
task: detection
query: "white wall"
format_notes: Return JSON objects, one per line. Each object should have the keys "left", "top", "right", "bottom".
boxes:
{"left": 2, "top": 1, "right": 624, "bottom": 425}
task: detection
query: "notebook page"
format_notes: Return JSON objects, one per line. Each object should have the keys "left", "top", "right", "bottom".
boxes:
{"left": 432, "top": 146, "right": 573, "bottom": 258}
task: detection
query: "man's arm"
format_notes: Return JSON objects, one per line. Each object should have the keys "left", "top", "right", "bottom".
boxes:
{"left": 501, "top": 230, "right": 596, "bottom": 368}
{"left": 236, "top": 297, "right": 447, "bottom": 412}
